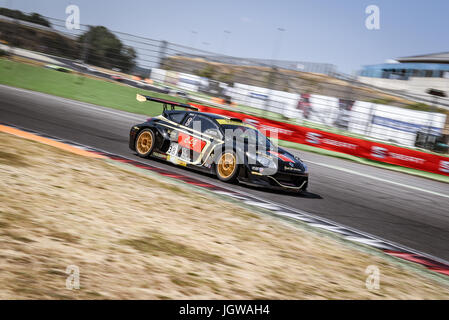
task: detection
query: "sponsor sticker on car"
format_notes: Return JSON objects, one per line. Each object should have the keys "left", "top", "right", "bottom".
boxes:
{"left": 167, "top": 142, "right": 179, "bottom": 157}
{"left": 167, "top": 154, "right": 187, "bottom": 166}
{"left": 178, "top": 132, "right": 206, "bottom": 152}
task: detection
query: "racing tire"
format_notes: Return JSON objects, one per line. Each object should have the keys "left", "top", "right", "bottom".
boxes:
{"left": 135, "top": 129, "right": 155, "bottom": 158}
{"left": 215, "top": 150, "right": 240, "bottom": 182}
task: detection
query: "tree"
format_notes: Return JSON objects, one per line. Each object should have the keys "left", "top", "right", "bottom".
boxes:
{"left": 78, "top": 26, "right": 136, "bottom": 72}
{"left": 195, "top": 65, "right": 216, "bottom": 79}
{"left": 0, "top": 8, "right": 51, "bottom": 27}
{"left": 218, "top": 72, "right": 234, "bottom": 84}
{"left": 28, "top": 13, "right": 51, "bottom": 27}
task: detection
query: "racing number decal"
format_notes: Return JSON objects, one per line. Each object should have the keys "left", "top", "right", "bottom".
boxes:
{"left": 178, "top": 132, "right": 206, "bottom": 153}
{"left": 167, "top": 143, "right": 179, "bottom": 156}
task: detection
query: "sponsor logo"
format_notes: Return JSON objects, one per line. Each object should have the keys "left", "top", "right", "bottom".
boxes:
{"left": 167, "top": 155, "right": 187, "bottom": 166}
{"left": 322, "top": 138, "right": 357, "bottom": 150}
{"left": 371, "top": 146, "right": 425, "bottom": 164}
{"left": 284, "top": 166, "right": 302, "bottom": 172}
{"left": 439, "top": 160, "right": 449, "bottom": 173}
{"left": 371, "top": 146, "right": 388, "bottom": 159}
{"left": 249, "top": 92, "right": 269, "bottom": 100}
{"left": 389, "top": 152, "right": 425, "bottom": 164}
{"left": 178, "top": 132, "right": 206, "bottom": 152}
{"left": 305, "top": 132, "right": 357, "bottom": 150}
{"left": 306, "top": 132, "right": 321, "bottom": 144}
{"left": 244, "top": 119, "right": 293, "bottom": 136}
{"left": 152, "top": 152, "right": 167, "bottom": 160}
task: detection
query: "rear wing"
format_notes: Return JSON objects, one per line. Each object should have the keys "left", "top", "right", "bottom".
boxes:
{"left": 136, "top": 94, "right": 199, "bottom": 111}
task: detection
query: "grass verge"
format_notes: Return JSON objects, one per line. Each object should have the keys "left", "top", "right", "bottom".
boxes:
{"left": 0, "top": 58, "right": 188, "bottom": 116}
{"left": 0, "top": 132, "right": 449, "bottom": 299}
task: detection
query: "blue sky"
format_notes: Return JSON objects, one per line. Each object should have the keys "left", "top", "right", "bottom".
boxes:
{"left": 3, "top": 0, "right": 449, "bottom": 74}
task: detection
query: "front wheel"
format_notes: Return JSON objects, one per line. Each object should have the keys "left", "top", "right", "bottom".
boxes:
{"left": 135, "top": 129, "right": 155, "bottom": 158}
{"left": 215, "top": 151, "right": 240, "bottom": 182}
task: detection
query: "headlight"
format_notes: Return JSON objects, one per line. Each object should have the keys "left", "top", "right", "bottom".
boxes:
{"left": 257, "top": 155, "right": 271, "bottom": 167}
{"left": 303, "top": 162, "right": 308, "bottom": 173}
{"left": 246, "top": 152, "right": 275, "bottom": 168}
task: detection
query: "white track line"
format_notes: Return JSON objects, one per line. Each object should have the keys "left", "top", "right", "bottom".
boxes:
{"left": 306, "top": 160, "right": 449, "bottom": 199}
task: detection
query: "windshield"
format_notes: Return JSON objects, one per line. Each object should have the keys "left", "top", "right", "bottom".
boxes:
{"left": 221, "top": 125, "right": 274, "bottom": 148}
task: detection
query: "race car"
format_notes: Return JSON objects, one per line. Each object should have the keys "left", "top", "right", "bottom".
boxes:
{"left": 129, "top": 94, "right": 309, "bottom": 192}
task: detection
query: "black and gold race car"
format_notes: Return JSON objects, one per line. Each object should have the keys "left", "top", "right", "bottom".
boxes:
{"left": 129, "top": 94, "right": 308, "bottom": 192}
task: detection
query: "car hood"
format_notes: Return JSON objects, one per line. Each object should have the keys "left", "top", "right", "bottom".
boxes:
{"left": 265, "top": 147, "right": 307, "bottom": 173}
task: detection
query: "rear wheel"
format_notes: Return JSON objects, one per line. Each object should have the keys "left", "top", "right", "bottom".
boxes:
{"left": 135, "top": 129, "right": 155, "bottom": 158}
{"left": 215, "top": 151, "right": 239, "bottom": 182}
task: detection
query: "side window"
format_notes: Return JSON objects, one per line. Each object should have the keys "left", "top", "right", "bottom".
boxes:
{"left": 198, "top": 117, "right": 219, "bottom": 132}
{"left": 183, "top": 115, "right": 221, "bottom": 138}
{"left": 168, "top": 112, "right": 186, "bottom": 124}
{"left": 197, "top": 116, "right": 222, "bottom": 138}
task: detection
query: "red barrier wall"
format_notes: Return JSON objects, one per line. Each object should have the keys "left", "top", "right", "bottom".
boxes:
{"left": 193, "top": 104, "right": 449, "bottom": 176}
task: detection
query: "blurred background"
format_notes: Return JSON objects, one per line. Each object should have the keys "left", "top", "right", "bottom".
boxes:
{"left": 1, "top": 0, "right": 449, "bottom": 152}
{"left": 1, "top": 1, "right": 449, "bottom": 300}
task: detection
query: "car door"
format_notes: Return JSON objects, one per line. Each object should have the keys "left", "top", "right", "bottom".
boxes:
{"left": 175, "top": 114, "right": 221, "bottom": 165}
{"left": 193, "top": 116, "right": 223, "bottom": 166}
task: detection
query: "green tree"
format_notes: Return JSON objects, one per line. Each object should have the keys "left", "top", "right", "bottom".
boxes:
{"left": 0, "top": 8, "right": 51, "bottom": 27}
{"left": 195, "top": 65, "right": 216, "bottom": 79}
{"left": 218, "top": 72, "right": 234, "bottom": 84}
{"left": 28, "top": 13, "right": 51, "bottom": 27}
{"left": 78, "top": 26, "right": 136, "bottom": 72}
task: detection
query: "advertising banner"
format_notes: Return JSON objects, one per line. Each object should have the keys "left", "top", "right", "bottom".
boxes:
{"left": 192, "top": 104, "right": 449, "bottom": 176}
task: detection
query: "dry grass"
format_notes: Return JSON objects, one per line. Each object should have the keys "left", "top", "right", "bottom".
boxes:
{"left": 0, "top": 132, "right": 448, "bottom": 299}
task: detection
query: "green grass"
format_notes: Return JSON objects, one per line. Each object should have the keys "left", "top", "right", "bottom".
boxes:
{"left": 0, "top": 59, "right": 188, "bottom": 116}
{"left": 1, "top": 58, "right": 448, "bottom": 183}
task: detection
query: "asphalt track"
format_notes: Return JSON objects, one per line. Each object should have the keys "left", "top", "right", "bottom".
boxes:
{"left": 1, "top": 84, "right": 449, "bottom": 261}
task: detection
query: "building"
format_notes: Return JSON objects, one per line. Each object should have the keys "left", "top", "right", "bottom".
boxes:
{"left": 358, "top": 52, "right": 449, "bottom": 101}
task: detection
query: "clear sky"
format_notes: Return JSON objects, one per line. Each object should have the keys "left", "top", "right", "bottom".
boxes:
{"left": 3, "top": 0, "right": 449, "bottom": 74}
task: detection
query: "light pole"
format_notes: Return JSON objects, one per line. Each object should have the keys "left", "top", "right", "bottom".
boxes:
{"left": 189, "top": 30, "right": 198, "bottom": 48}
{"left": 426, "top": 88, "right": 447, "bottom": 136}
{"left": 271, "top": 27, "right": 285, "bottom": 64}
{"left": 221, "top": 30, "right": 231, "bottom": 55}
{"left": 265, "top": 27, "right": 285, "bottom": 115}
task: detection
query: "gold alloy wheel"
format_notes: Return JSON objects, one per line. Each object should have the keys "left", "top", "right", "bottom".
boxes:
{"left": 136, "top": 131, "right": 153, "bottom": 155}
{"left": 217, "top": 152, "right": 237, "bottom": 179}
